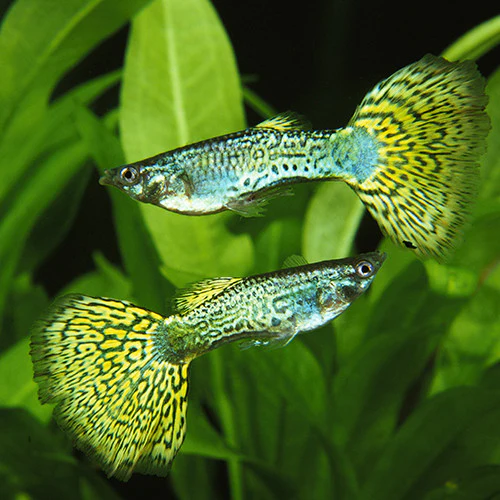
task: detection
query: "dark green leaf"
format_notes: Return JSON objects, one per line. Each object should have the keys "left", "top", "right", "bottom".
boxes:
{"left": 360, "top": 387, "right": 500, "bottom": 500}
{"left": 0, "top": 409, "right": 79, "bottom": 500}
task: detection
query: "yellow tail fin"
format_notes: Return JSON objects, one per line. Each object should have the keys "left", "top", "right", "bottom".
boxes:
{"left": 348, "top": 54, "right": 489, "bottom": 260}
{"left": 30, "top": 295, "right": 189, "bottom": 481}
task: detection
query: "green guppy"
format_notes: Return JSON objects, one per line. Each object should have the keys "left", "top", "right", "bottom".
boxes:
{"left": 29, "top": 51, "right": 491, "bottom": 483}
{"left": 101, "top": 54, "right": 490, "bottom": 261}
{"left": 30, "top": 252, "right": 384, "bottom": 480}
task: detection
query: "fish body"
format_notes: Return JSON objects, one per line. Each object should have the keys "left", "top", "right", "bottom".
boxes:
{"left": 30, "top": 252, "right": 384, "bottom": 480}
{"left": 102, "top": 125, "right": 375, "bottom": 217}
{"left": 101, "top": 55, "right": 490, "bottom": 260}
{"left": 168, "top": 251, "right": 384, "bottom": 356}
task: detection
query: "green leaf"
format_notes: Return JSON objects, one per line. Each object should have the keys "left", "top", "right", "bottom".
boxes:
{"left": 361, "top": 388, "right": 500, "bottom": 500}
{"left": 171, "top": 455, "right": 220, "bottom": 500}
{"left": 0, "top": 0, "right": 151, "bottom": 134}
{"left": 441, "top": 15, "right": 500, "bottom": 61}
{"left": 59, "top": 252, "right": 132, "bottom": 300}
{"left": 254, "top": 218, "right": 302, "bottom": 274}
{"left": 74, "top": 104, "right": 171, "bottom": 312}
{"left": 120, "top": 0, "right": 253, "bottom": 285}
{"left": 303, "top": 183, "right": 364, "bottom": 261}
{"left": 0, "top": 141, "right": 87, "bottom": 335}
{"left": 0, "top": 409, "right": 79, "bottom": 500}
{"left": 424, "top": 466, "right": 500, "bottom": 500}
{"left": 0, "top": 0, "right": 151, "bottom": 205}
{"left": 181, "top": 400, "right": 240, "bottom": 461}
{"left": 431, "top": 261, "right": 500, "bottom": 394}
{"left": 332, "top": 261, "right": 470, "bottom": 482}
{"left": 0, "top": 338, "right": 51, "bottom": 423}
{"left": 478, "top": 66, "right": 500, "bottom": 200}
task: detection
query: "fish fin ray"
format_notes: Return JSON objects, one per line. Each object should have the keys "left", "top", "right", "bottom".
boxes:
{"left": 173, "top": 277, "right": 242, "bottom": 314}
{"left": 30, "top": 294, "right": 189, "bottom": 481}
{"left": 255, "top": 111, "right": 312, "bottom": 131}
{"left": 347, "top": 54, "right": 489, "bottom": 261}
{"left": 238, "top": 330, "right": 297, "bottom": 350}
{"left": 282, "top": 254, "right": 309, "bottom": 269}
{"left": 227, "top": 185, "right": 294, "bottom": 217}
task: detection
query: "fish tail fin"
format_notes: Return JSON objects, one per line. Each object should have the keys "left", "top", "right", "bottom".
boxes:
{"left": 30, "top": 294, "right": 190, "bottom": 481}
{"left": 346, "top": 54, "right": 490, "bottom": 260}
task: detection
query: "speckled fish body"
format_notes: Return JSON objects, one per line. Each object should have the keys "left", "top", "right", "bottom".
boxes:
{"left": 101, "top": 55, "right": 490, "bottom": 260}
{"left": 167, "top": 251, "right": 386, "bottom": 356}
{"left": 30, "top": 252, "right": 384, "bottom": 481}
{"left": 101, "top": 125, "right": 374, "bottom": 217}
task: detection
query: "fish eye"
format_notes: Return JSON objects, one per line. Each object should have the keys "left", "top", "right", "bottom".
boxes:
{"left": 120, "top": 166, "right": 140, "bottom": 185}
{"left": 356, "top": 260, "right": 374, "bottom": 278}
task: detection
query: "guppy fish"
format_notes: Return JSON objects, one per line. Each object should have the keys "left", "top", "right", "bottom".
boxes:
{"left": 100, "top": 55, "right": 489, "bottom": 261}
{"left": 30, "top": 252, "right": 384, "bottom": 481}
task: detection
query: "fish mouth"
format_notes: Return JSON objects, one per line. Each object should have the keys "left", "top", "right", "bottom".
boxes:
{"left": 99, "top": 170, "right": 114, "bottom": 186}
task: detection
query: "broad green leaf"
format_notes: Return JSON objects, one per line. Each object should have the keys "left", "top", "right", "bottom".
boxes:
{"left": 442, "top": 15, "right": 500, "bottom": 61}
{"left": 449, "top": 212, "right": 500, "bottom": 275}
{"left": 120, "top": 0, "right": 253, "bottom": 284}
{"left": 0, "top": 0, "right": 151, "bottom": 204}
{"left": 0, "top": 409, "right": 79, "bottom": 500}
{"left": 303, "top": 182, "right": 364, "bottom": 261}
{"left": 431, "top": 262, "right": 500, "bottom": 394}
{"left": 181, "top": 400, "right": 240, "bottom": 461}
{"left": 0, "top": 70, "right": 120, "bottom": 222}
{"left": 361, "top": 388, "right": 500, "bottom": 500}
{"left": 333, "top": 262, "right": 469, "bottom": 480}
{"left": 0, "top": 142, "right": 87, "bottom": 335}
{"left": 0, "top": 337, "right": 51, "bottom": 423}
{"left": 0, "top": 0, "right": 151, "bottom": 134}
{"left": 120, "top": 0, "right": 243, "bottom": 156}
{"left": 171, "top": 455, "right": 220, "bottom": 500}
{"left": 74, "top": 104, "right": 171, "bottom": 312}
{"left": 18, "top": 164, "right": 91, "bottom": 275}
{"left": 479, "top": 67, "right": 500, "bottom": 200}
{"left": 215, "top": 342, "right": 334, "bottom": 498}
{"left": 254, "top": 218, "right": 302, "bottom": 274}
{"left": 424, "top": 466, "right": 500, "bottom": 500}
{"left": 6, "top": 273, "right": 49, "bottom": 342}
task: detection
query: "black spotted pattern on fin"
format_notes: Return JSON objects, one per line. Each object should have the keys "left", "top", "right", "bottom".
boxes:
{"left": 30, "top": 294, "right": 190, "bottom": 481}
{"left": 348, "top": 54, "right": 490, "bottom": 261}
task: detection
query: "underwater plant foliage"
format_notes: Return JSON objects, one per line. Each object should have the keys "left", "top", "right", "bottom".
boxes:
{"left": 0, "top": 0, "right": 499, "bottom": 498}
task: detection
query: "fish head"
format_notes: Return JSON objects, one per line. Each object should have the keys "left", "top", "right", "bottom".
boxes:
{"left": 318, "top": 252, "right": 386, "bottom": 315}
{"left": 99, "top": 158, "right": 191, "bottom": 207}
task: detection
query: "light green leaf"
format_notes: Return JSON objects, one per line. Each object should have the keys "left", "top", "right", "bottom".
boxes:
{"left": 0, "top": 142, "right": 87, "bottom": 334}
{"left": 59, "top": 253, "right": 132, "bottom": 301}
{"left": 442, "top": 15, "right": 500, "bottom": 61}
{"left": 303, "top": 182, "right": 364, "bottom": 262}
{"left": 479, "top": 66, "right": 500, "bottom": 200}
{"left": 431, "top": 263, "right": 500, "bottom": 394}
{"left": 0, "top": 0, "right": 151, "bottom": 204}
{"left": 0, "top": 338, "right": 51, "bottom": 423}
{"left": 120, "top": 0, "right": 253, "bottom": 284}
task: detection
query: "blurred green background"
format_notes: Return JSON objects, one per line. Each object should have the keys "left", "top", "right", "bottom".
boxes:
{"left": 0, "top": 0, "right": 499, "bottom": 499}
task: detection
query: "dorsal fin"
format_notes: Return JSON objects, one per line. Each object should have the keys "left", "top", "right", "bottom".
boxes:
{"left": 173, "top": 277, "right": 242, "bottom": 314}
{"left": 282, "top": 254, "right": 309, "bottom": 269}
{"left": 254, "top": 111, "right": 312, "bottom": 132}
